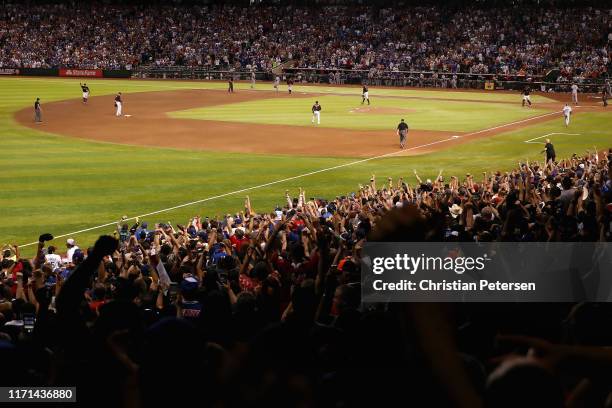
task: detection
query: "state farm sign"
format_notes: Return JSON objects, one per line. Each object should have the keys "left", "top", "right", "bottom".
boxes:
{"left": 59, "top": 69, "right": 103, "bottom": 77}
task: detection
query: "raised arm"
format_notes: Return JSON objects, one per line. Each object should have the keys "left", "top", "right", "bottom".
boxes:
{"left": 56, "top": 236, "right": 118, "bottom": 317}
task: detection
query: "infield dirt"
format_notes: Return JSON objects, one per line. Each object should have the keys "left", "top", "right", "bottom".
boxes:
{"left": 15, "top": 88, "right": 596, "bottom": 158}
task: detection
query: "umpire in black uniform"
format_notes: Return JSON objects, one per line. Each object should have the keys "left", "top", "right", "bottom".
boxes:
{"left": 397, "top": 118, "right": 409, "bottom": 149}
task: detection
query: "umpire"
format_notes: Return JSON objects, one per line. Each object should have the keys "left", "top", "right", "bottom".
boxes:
{"left": 397, "top": 118, "right": 409, "bottom": 149}
{"left": 542, "top": 138, "right": 556, "bottom": 163}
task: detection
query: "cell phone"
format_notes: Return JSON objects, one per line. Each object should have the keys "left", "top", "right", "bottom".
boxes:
{"left": 168, "top": 282, "right": 179, "bottom": 298}
{"left": 218, "top": 272, "right": 228, "bottom": 285}
{"left": 23, "top": 313, "right": 35, "bottom": 332}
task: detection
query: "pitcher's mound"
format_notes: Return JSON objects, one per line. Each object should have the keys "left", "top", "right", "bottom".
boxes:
{"left": 350, "top": 106, "right": 417, "bottom": 114}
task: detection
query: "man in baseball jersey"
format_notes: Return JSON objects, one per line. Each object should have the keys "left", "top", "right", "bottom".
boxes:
{"left": 287, "top": 78, "right": 293, "bottom": 95}
{"left": 571, "top": 83, "right": 579, "bottom": 105}
{"left": 396, "top": 118, "right": 409, "bottom": 149}
{"left": 522, "top": 86, "right": 532, "bottom": 107}
{"left": 274, "top": 76, "right": 280, "bottom": 92}
{"left": 115, "top": 92, "right": 123, "bottom": 116}
{"left": 228, "top": 78, "right": 234, "bottom": 93}
{"left": 602, "top": 86, "right": 609, "bottom": 108}
{"left": 562, "top": 103, "right": 572, "bottom": 127}
{"left": 34, "top": 98, "right": 42, "bottom": 123}
{"left": 361, "top": 84, "right": 370, "bottom": 105}
{"left": 311, "top": 101, "right": 321, "bottom": 125}
{"left": 250, "top": 71, "right": 256, "bottom": 89}
{"left": 80, "top": 83, "right": 90, "bottom": 104}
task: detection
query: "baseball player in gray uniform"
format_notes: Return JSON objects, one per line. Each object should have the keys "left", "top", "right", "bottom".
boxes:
{"left": 571, "top": 83, "right": 579, "bottom": 105}
{"left": 34, "top": 98, "right": 42, "bottom": 123}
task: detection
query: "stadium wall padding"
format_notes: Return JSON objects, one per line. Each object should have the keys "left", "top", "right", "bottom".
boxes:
{"left": 0, "top": 68, "right": 131, "bottom": 78}
{"left": 102, "top": 69, "right": 132, "bottom": 78}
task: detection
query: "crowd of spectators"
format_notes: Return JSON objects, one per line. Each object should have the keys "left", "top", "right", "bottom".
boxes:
{"left": 0, "top": 148, "right": 611, "bottom": 407}
{"left": 0, "top": 2, "right": 610, "bottom": 79}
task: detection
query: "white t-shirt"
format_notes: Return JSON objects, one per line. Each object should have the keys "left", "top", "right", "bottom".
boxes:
{"left": 45, "top": 253, "right": 62, "bottom": 270}
{"left": 563, "top": 105, "right": 572, "bottom": 116}
{"left": 66, "top": 246, "right": 80, "bottom": 262}
{"left": 571, "top": 84, "right": 578, "bottom": 93}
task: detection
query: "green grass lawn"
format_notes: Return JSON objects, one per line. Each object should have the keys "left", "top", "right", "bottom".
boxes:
{"left": 169, "top": 95, "right": 551, "bottom": 132}
{"left": 1, "top": 77, "right": 609, "bottom": 255}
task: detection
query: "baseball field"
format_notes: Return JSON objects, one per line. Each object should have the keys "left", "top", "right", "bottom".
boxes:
{"left": 2, "top": 77, "right": 610, "bottom": 254}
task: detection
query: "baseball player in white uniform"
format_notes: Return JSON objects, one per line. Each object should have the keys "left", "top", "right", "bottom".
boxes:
{"left": 571, "top": 84, "right": 579, "bottom": 105}
{"left": 311, "top": 101, "right": 321, "bottom": 125}
{"left": 522, "top": 86, "right": 532, "bottom": 107}
{"left": 361, "top": 85, "right": 370, "bottom": 105}
{"left": 562, "top": 103, "right": 572, "bottom": 127}
{"left": 250, "top": 71, "right": 256, "bottom": 89}
{"left": 274, "top": 76, "right": 280, "bottom": 92}
{"left": 115, "top": 92, "right": 123, "bottom": 116}
{"left": 80, "top": 83, "right": 90, "bottom": 104}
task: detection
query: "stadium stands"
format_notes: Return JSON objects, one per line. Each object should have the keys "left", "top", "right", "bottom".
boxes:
{"left": 1, "top": 3, "right": 609, "bottom": 79}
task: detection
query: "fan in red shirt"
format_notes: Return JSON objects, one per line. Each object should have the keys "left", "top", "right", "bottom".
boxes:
{"left": 230, "top": 228, "right": 249, "bottom": 249}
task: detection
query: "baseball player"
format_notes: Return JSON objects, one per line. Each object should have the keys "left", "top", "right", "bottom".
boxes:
{"left": 228, "top": 78, "right": 234, "bottom": 93}
{"left": 287, "top": 78, "right": 293, "bottom": 95}
{"left": 114, "top": 92, "right": 123, "bottom": 116}
{"left": 562, "top": 103, "right": 572, "bottom": 127}
{"left": 80, "top": 82, "right": 90, "bottom": 104}
{"left": 396, "top": 118, "right": 409, "bottom": 149}
{"left": 602, "top": 86, "right": 609, "bottom": 108}
{"left": 250, "top": 71, "right": 256, "bottom": 89}
{"left": 274, "top": 76, "right": 280, "bottom": 92}
{"left": 311, "top": 101, "right": 321, "bottom": 125}
{"left": 522, "top": 86, "right": 532, "bottom": 107}
{"left": 34, "top": 98, "right": 42, "bottom": 123}
{"left": 361, "top": 84, "right": 370, "bottom": 105}
{"left": 571, "top": 83, "right": 579, "bottom": 105}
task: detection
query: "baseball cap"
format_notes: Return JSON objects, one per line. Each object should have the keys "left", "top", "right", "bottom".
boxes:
{"left": 449, "top": 204, "right": 463, "bottom": 218}
{"left": 180, "top": 276, "right": 199, "bottom": 293}
{"left": 72, "top": 249, "right": 84, "bottom": 263}
{"left": 66, "top": 238, "right": 76, "bottom": 246}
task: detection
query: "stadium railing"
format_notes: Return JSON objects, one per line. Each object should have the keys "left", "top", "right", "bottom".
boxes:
{"left": 131, "top": 66, "right": 609, "bottom": 93}
{"left": 132, "top": 67, "right": 272, "bottom": 81}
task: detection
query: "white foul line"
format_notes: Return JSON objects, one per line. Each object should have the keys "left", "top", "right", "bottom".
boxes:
{"left": 524, "top": 132, "right": 581, "bottom": 144}
{"left": 17, "top": 110, "right": 560, "bottom": 247}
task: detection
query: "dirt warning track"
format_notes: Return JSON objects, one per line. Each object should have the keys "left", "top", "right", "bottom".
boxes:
{"left": 15, "top": 89, "right": 569, "bottom": 157}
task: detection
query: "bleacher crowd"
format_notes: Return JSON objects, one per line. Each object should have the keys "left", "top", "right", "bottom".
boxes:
{"left": 1, "top": 2, "right": 610, "bottom": 79}
{"left": 1, "top": 149, "right": 611, "bottom": 407}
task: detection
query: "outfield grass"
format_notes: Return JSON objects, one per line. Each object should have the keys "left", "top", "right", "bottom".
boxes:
{"left": 1, "top": 77, "right": 609, "bottom": 255}
{"left": 170, "top": 95, "right": 551, "bottom": 132}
